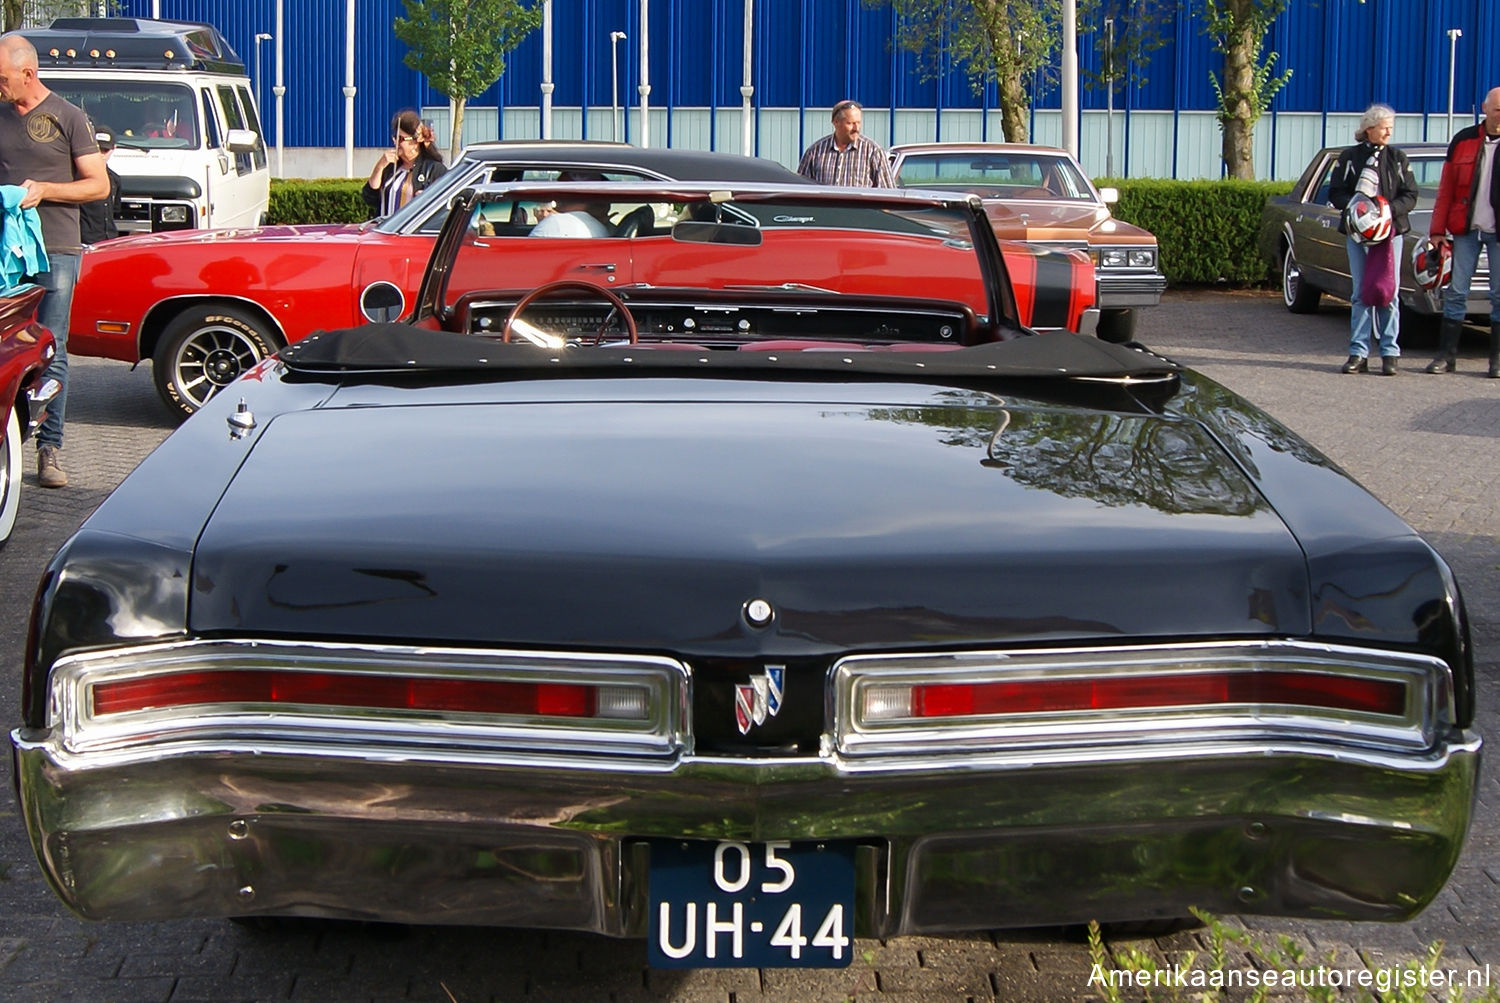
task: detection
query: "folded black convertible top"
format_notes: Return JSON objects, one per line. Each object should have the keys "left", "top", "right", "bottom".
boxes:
{"left": 280, "top": 323, "right": 1180, "bottom": 385}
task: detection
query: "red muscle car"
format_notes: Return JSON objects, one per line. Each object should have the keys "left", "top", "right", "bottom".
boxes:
{"left": 0, "top": 284, "right": 58, "bottom": 545}
{"left": 69, "top": 142, "right": 1094, "bottom": 418}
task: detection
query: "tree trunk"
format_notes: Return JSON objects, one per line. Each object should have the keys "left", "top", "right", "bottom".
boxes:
{"left": 999, "top": 67, "right": 1029, "bottom": 143}
{"left": 450, "top": 98, "right": 465, "bottom": 163}
{"left": 1219, "top": 2, "right": 1257, "bottom": 179}
{"left": 3, "top": 0, "right": 25, "bottom": 30}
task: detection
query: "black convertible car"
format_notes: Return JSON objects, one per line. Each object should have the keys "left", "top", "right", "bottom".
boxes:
{"left": 12, "top": 182, "right": 1479, "bottom": 969}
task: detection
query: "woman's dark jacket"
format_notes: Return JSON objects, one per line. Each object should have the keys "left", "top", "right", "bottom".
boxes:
{"left": 1328, "top": 140, "right": 1418, "bottom": 236}
{"left": 361, "top": 157, "right": 447, "bottom": 217}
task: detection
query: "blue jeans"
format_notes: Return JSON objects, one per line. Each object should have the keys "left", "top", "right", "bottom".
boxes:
{"left": 1346, "top": 234, "right": 1402, "bottom": 358}
{"left": 33, "top": 252, "right": 77, "bottom": 451}
{"left": 1442, "top": 229, "right": 1500, "bottom": 322}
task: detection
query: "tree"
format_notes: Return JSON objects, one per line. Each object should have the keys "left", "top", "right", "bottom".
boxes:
{"left": 869, "top": 0, "right": 1064, "bottom": 143}
{"left": 6, "top": 1, "right": 122, "bottom": 31}
{"left": 394, "top": 0, "right": 543, "bottom": 162}
{"left": 1199, "top": 0, "right": 1290, "bottom": 179}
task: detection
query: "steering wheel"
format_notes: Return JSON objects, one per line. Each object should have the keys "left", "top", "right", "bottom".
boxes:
{"left": 501, "top": 280, "right": 639, "bottom": 346}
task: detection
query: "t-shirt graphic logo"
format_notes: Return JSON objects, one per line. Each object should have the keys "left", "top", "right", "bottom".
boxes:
{"left": 26, "top": 113, "right": 62, "bottom": 144}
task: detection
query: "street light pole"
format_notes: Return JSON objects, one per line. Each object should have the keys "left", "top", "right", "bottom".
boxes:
{"left": 1447, "top": 28, "right": 1463, "bottom": 140}
{"left": 253, "top": 33, "right": 272, "bottom": 132}
{"left": 1104, "top": 18, "right": 1114, "bottom": 178}
{"left": 273, "top": 0, "right": 285, "bottom": 178}
{"left": 609, "top": 31, "right": 627, "bottom": 142}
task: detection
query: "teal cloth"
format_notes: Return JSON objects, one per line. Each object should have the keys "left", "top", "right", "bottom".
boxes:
{"left": 0, "top": 184, "right": 49, "bottom": 294}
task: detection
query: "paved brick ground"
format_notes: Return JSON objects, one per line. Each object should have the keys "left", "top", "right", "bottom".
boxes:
{"left": 0, "top": 290, "right": 1495, "bottom": 1002}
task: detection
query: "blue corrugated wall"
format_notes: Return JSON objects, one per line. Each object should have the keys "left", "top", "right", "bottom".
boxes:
{"left": 115, "top": 0, "right": 1500, "bottom": 150}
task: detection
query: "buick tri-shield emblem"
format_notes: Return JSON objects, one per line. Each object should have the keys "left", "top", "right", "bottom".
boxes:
{"left": 734, "top": 665, "right": 785, "bottom": 734}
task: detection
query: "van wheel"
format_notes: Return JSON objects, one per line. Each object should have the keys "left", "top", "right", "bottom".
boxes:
{"left": 153, "top": 305, "right": 278, "bottom": 420}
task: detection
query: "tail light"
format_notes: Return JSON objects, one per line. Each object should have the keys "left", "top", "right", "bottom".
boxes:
{"left": 835, "top": 641, "right": 1453, "bottom": 759}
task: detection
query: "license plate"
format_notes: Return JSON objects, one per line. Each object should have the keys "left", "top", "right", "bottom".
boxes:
{"left": 648, "top": 839, "right": 855, "bottom": 968}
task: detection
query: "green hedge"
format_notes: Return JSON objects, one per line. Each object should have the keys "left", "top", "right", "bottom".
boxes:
{"left": 268, "top": 178, "right": 369, "bottom": 225}
{"left": 1097, "top": 177, "right": 1294, "bottom": 286}
{"left": 267, "top": 175, "right": 1297, "bottom": 287}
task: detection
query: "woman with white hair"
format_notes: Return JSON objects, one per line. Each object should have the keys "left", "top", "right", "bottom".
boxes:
{"left": 1328, "top": 103, "right": 1419, "bottom": 375}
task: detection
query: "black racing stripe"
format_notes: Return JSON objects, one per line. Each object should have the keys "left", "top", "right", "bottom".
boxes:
{"left": 1028, "top": 252, "right": 1076, "bottom": 329}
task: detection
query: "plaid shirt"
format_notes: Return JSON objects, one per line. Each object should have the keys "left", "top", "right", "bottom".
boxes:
{"left": 796, "top": 133, "right": 896, "bottom": 188}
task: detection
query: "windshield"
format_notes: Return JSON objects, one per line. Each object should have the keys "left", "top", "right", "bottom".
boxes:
{"left": 445, "top": 194, "right": 986, "bottom": 309}
{"left": 378, "top": 158, "right": 660, "bottom": 235}
{"left": 48, "top": 80, "right": 198, "bottom": 149}
{"left": 895, "top": 151, "right": 1097, "bottom": 202}
{"left": 428, "top": 190, "right": 1000, "bottom": 350}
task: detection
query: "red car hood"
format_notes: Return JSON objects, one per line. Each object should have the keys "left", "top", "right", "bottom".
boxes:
{"left": 92, "top": 221, "right": 374, "bottom": 252}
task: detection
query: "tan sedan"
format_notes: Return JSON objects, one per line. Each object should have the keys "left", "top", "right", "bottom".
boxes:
{"left": 890, "top": 142, "right": 1165, "bottom": 342}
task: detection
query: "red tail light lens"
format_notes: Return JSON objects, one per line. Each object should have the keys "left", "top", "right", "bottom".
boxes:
{"left": 907, "top": 671, "right": 1406, "bottom": 719}
{"left": 91, "top": 670, "right": 634, "bottom": 720}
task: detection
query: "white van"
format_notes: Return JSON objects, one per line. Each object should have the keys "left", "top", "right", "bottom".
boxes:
{"left": 22, "top": 17, "right": 270, "bottom": 233}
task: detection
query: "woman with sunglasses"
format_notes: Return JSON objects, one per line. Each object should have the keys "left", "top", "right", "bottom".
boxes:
{"left": 362, "top": 110, "right": 446, "bottom": 219}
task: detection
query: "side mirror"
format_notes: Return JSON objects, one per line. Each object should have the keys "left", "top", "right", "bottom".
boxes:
{"left": 1098, "top": 186, "right": 1120, "bottom": 205}
{"left": 225, "top": 129, "right": 259, "bottom": 154}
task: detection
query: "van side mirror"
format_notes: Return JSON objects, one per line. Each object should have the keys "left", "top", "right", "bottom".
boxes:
{"left": 225, "top": 129, "right": 259, "bottom": 154}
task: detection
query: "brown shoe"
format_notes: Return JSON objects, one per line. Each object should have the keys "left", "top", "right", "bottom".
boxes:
{"left": 37, "top": 445, "right": 67, "bottom": 488}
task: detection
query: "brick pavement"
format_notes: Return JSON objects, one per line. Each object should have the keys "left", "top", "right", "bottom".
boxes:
{"left": 0, "top": 290, "right": 1495, "bottom": 1002}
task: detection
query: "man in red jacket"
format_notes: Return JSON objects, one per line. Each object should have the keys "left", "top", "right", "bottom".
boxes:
{"left": 1426, "top": 87, "right": 1500, "bottom": 376}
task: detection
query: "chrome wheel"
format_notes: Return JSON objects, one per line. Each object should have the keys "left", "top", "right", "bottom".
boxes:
{"left": 153, "top": 306, "right": 277, "bottom": 419}
{"left": 0, "top": 408, "right": 21, "bottom": 546}
{"left": 1282, "top": 242, "right": 1321, "bottom": 314}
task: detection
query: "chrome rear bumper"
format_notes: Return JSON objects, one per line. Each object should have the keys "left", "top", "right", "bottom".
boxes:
{"left": 12, "top": 728, "right": 1480, "bottom": 935}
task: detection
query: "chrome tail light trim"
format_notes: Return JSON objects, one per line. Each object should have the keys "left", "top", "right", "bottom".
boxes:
{"left": 48, "top": 639, "right": 690, "bottom": 760}
{"left": 833, "top": 640, "right": 1453, "bottom": 758}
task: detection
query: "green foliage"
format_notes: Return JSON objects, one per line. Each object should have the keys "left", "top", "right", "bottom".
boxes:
{"left": 1200, "top": 0, "right": 1292, "bottom": 127}
{"left": 267, "top": 178, "right": 369, "bottom": 226}
{"left": 394, "top": 0, "right": 542, "bottom": 105}
{"left": 1086, "top": 909, "right": 1500, "bottom": 1003}
{"left": 1098, "top": 176, "right": 1294, "bottom": 285}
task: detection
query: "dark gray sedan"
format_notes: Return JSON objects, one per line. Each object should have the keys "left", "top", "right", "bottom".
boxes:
{"left": 1258, "top": 142, "right": 1491, "bottom": 318}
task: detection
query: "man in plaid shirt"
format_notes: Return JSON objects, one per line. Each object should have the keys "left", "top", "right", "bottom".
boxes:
{"left": 796, "top": 100, "right": 896, "bottom": 188}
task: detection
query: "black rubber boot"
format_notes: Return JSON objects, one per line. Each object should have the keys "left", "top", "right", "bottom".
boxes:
{"left": 1425, "top": 319, "right": 1463, "bottom": 373}
{"left": 1490, "top": 322, "right": 1500, "bottom": 378}
{"left": 1381, "top": 356, "right": 1399, "bottom": 376}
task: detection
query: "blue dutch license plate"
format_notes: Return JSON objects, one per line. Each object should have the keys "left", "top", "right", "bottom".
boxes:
{"left": 648, "top": 840, "right": 855, "bottom": 968}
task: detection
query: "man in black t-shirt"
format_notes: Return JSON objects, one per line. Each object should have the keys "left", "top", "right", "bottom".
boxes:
{"left": 80, "top": 125, "right": 122, "bottom": 246}
{"left": 0, "top": 33, "right": 109, "bottom": 489}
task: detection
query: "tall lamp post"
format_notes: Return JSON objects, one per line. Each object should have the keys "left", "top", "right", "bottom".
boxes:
{"left": 253, "top": 32, "right": 272, "bottom": 131}
{"left": 1447, "top": 28, "right": 1463, "bottom": 139}
{"left": 1103, "top": 18, "right": 1114, "bottom": 178}
{"left": 609, "top": 31, "right": 627, "bottom": 141}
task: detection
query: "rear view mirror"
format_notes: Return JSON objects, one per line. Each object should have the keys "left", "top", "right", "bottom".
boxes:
{"left": 1098, "top": 186, "right": 1120, "bottom": 204}
{"left": 671, "top": 221, "right": 762, "bottom": 246}
{"left": 225, "top": 129, "right": 258, "bottom": 153}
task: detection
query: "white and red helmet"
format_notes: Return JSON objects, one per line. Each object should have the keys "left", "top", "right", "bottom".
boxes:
{"left": 1412, "top": 239, "right": 1453, "bottom": 291}
{"left": 1345, "top": 194, "right": 1393, "bottom": 244}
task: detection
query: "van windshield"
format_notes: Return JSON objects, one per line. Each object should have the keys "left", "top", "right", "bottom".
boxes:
{"left": 47, "top": 80, "right": 198, "bottom": 149}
